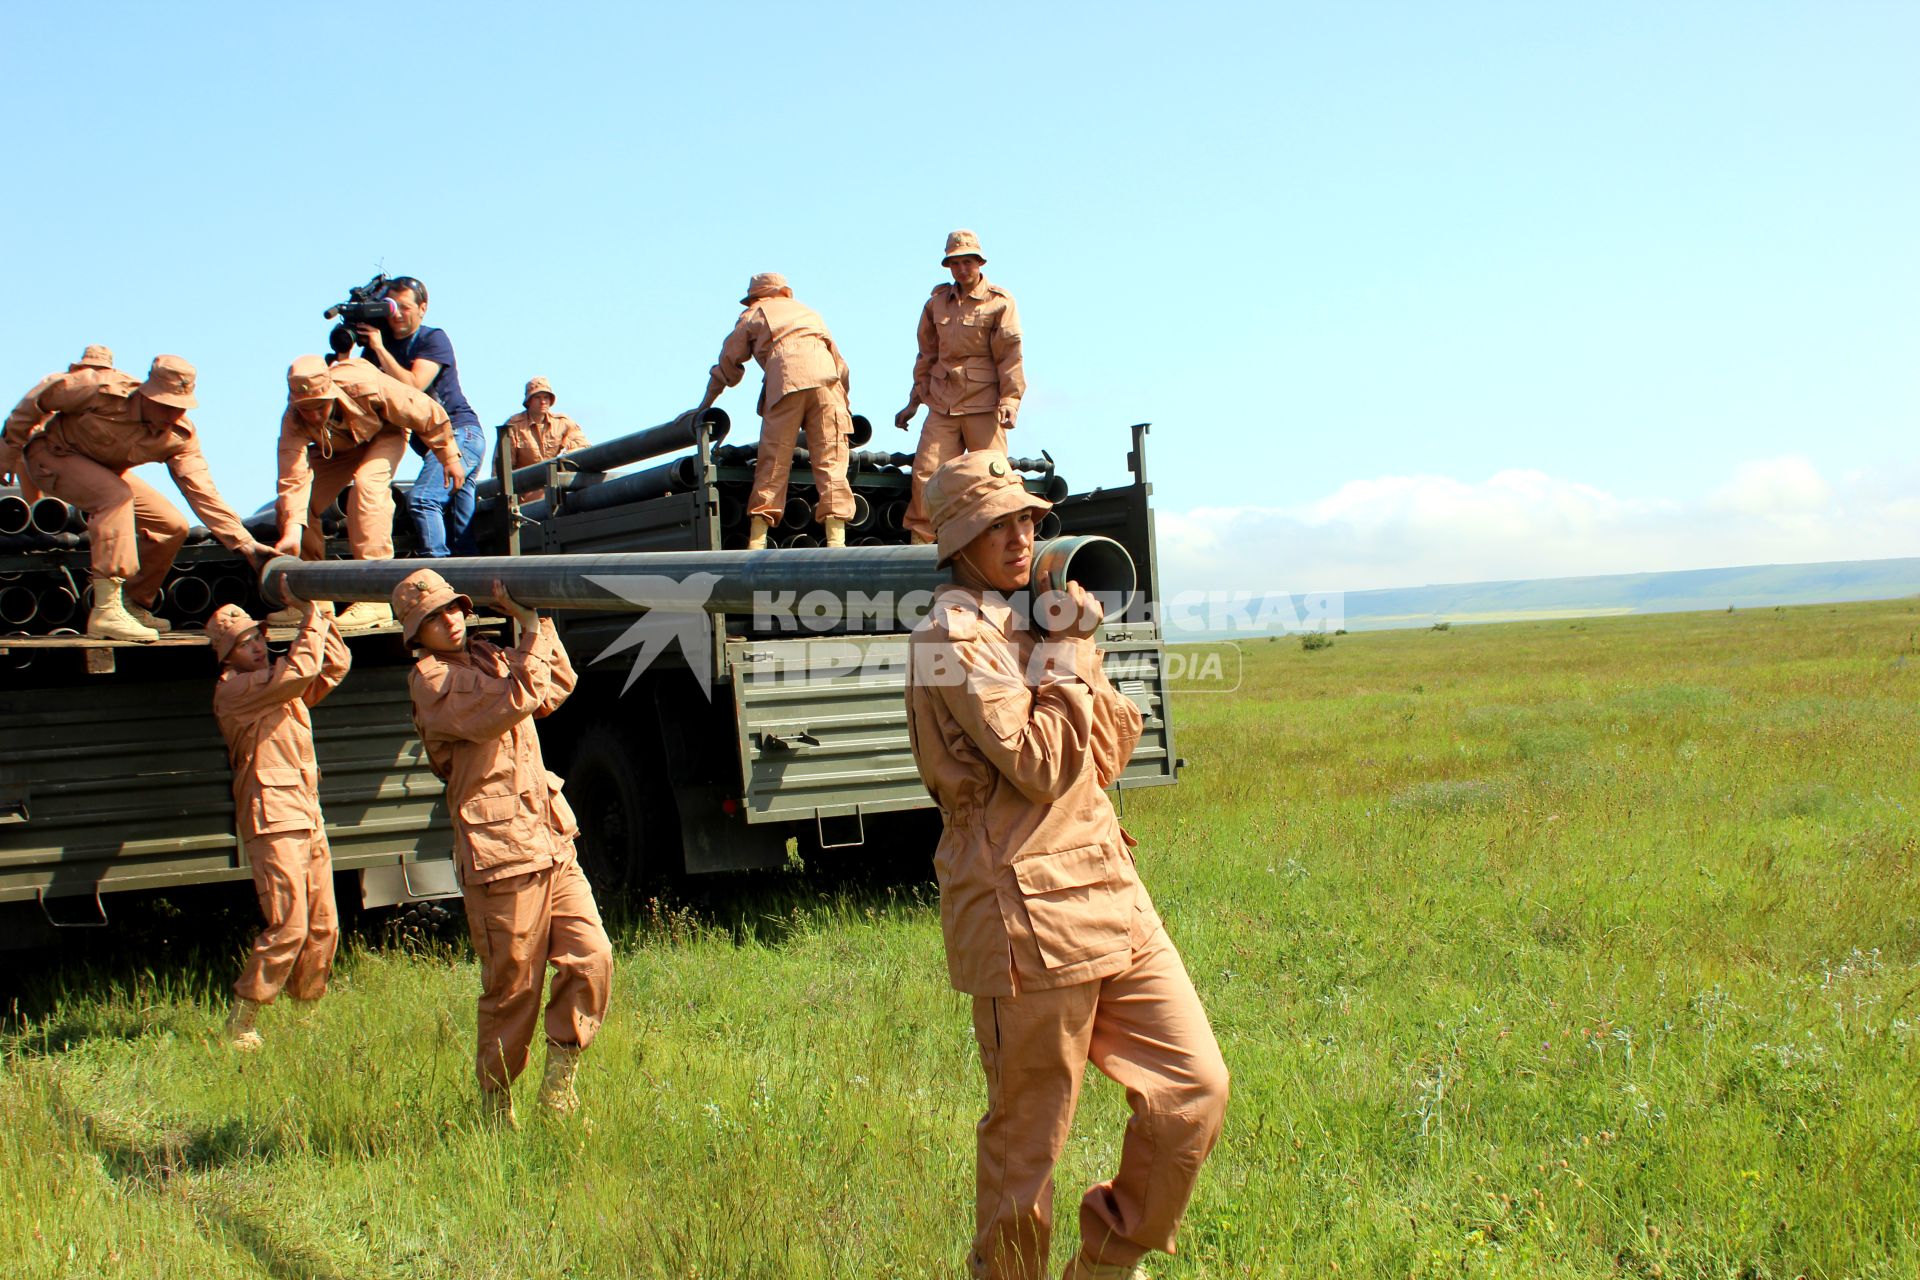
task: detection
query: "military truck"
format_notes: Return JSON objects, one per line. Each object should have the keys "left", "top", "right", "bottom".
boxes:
{"left": 0, "top": 414, "right": 1178, "bottom": 945}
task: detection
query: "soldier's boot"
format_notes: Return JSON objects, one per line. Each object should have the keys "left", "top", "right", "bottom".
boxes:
{"left": 823, "top": 517, "right": 847, "bottom": 548}
{"left": 536, "top": 1044, "right": 583, "bottom": 1115}
{"left": 910, "top": 530, "right": 935, "bottom": 546}
{"left": 125, "top": 598, "right": 173, "bottom": 634}
{"left": 224, "top": 998, "right": 264, "bottom": 1052}
{"left": 480, "top": 1087, "right": 520, "bottom": 1131}
{"left": 264, "top": 604, "right": 304, "bottom": 628}
{"left": 1060, "top": 1258, "right": 1148, "bottom": 1280}
{"left": 334, "top": 601, "right": 392, "bottom": 630}
{"left": 87, "top": 577, "right": 160, "bottom": 643}
{"left": 747, "top": 516, "right": 772, "bottom": 551}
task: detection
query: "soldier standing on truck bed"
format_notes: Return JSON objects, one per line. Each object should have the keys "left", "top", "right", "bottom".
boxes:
{"left": 1, "top": 356, "right": 269, "bottom": 643}
{"left": 205, "top": 597, "right": 351, "bottom": 1050}
{"left": 904, "top": 452, "right": 1228, "bottom": 1280}
{"left": 697, "top": 273, "right": 856, "bottom": 549}
{"left": 501, "top": 377, "right": 589, "bottom": 504}
{"left": 895, "top": 230, "right": 1027, "bottom": 546}
{"left": 270, "top": 355, "right": 466, "bottom": 630}
{"left": 396, "top": 567, "right": 613, "bottom": 1129}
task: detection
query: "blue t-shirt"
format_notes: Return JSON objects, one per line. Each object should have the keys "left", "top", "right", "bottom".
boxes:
{"left": 384, "top": 324, "right": 480, "bottom": 430}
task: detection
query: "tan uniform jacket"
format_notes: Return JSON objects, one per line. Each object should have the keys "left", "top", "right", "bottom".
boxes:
{"left": 213, "top": 610, "right": 351, "bottom": 839}
{"left": 2, "top": 367, "right": 118, "bottom": 462}
{"left": 710, "top": 296, "right": 851, "bottom": 414}
{"left": 504, "top": 410, "right": 590, "bottom": 478}
{"left": 409, "top": 620, "right": 579, "bottom": 886}
{"left": 2, "top": 370, "right": 253, "bottom": 550}
{"left": 275, "top": 357, "right": 459, "bottom": 531}
{"left": 905, "top": 585, "right": 1158, "bottom": 997}
{"left": 912, "top": 279, "right": 1025, "bottom": 420}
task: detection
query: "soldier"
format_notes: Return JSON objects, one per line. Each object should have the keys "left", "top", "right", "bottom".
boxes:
{"left": 206, "top": 597, "right": 351, "bottom": 1050}
{"left": 697, "top": 273, "right": 855, "bottom": 548}
{"left": 895, "top": 230, "right": 1027, "bottom": 545}
{"left": 396, "top": 567, "right": 612, "bottom": 1128}
{"left": 501, "top": 377, "right": 589, "bottom": 503}
{"left": 904, "top": 452, "right": 1228, "bottom": 1280}
{"left": 3, "top": 345, "right": 117, "bottom": 501}
{"left": 1, "top": 356, "right": 268, "bottom": 642}
{"left": 272, "top": 355, "right": 466, "bottom": 629}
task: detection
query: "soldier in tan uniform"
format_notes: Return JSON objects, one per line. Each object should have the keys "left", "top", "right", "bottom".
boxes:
{"left": 3, "top": 345, "right": 117, "bottom": 502}
{"left": 896, "top": 231, "right": 1027, "bottom": 544}
{"left": 697, "top": 273, "right": 855, "bottom": 548}
{"left": 272, "top": 355, "right": 466, "bottom": 629}
{"left": 905, "top": 452, "right": 1227, "bottom": 1280}
{"left": 502, "top": 377, "right": 590, "bottom": 503}
{"left": 1, "top": 356, "right": 267, "bottom": 642}
{"left": 206, "top": 598, "right": 351, "bottom": 1049}
{"left": 397, "top": 567, "right": 612, "bottom": 1127}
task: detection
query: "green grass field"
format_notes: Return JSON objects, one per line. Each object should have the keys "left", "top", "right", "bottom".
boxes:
{"left": 5, "top": 599, "right": 1918, "bottom": 1278}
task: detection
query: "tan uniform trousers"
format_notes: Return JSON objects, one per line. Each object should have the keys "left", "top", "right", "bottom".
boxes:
{"left": 905, "top": 412, "right": 1008, "bottom": 541}
{"left": 749, "top": 384, "right": 855, "bottom": 524}
{"left": 967, "top": 928, "right": 1228, "bottom": 1280}
{"left": 23, "top": 442, "right": 189, "bottom": 606}
{"left": 461, "top": 857, "right": 613, "bottom": 1092}
{"left": 297, "top": 434, "right": 408, "bottom": 560}
{"left": 234, "top": 830, "right": 339, "bottom": 1005}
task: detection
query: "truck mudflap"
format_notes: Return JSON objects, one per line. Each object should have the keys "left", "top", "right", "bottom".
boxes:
{"left": 0, "top": 666, "right": 453, "bottom": 906}
{"left": 727, "top": 623, "right": 1176, "bottom": 827}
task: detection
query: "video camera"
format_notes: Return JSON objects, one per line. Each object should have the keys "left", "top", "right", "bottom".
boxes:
{"left": 322, "top": 273, "right": 399, "bottom": 359}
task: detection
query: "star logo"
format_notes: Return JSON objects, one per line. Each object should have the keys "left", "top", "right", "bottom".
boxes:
{"left": 583, "top": 572, "right": 723, "bottom": 696}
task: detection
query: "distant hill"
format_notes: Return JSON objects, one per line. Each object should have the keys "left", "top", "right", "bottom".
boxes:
{"left": 1172, "top": 557, "right": 1920, "bottom": 636}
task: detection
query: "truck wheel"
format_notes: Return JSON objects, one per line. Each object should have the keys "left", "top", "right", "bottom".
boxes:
{"left": 565, "top": 724, "right": 676, "bottom": 897}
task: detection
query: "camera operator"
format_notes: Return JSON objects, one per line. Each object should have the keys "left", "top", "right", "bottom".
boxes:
{"left": 353, "top": 276, "right": 486, "bottom": 558}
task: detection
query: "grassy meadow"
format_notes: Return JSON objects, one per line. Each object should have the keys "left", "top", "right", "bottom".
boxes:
{"left": 4, "top": 598, "right": 1919, "bottom": 1278}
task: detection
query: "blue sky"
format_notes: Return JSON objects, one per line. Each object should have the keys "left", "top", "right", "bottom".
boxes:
{"left": 4, "top": 2, "right": 1914, "bottom": 593}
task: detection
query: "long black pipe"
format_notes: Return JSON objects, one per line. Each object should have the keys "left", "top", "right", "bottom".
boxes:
{"left": 261, "top": 535, "right": 1136, "bottom": 620}
{"left": 475, "top": 407, "right": 729, "bottom": 500}
{"left": 0, "top": 494, "right": 29, "bottom": 537}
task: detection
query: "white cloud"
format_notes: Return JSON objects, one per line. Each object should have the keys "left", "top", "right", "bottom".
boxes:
{"left": 1158, "top": 455, "right": 1920, "bottom": 595}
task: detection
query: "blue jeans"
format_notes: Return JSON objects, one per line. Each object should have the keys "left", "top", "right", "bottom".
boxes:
{"left": 407, "top": 422, "right": 486, "bottom": 557}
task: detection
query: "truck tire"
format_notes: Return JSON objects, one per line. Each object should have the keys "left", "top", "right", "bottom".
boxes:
{"left": 564, "top": 723, "right": 676, "bottom": 896}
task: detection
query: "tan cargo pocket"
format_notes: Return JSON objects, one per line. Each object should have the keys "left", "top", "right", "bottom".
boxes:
{"left": 249, "top": 768, "right": 309, "bottom": 830}
{"left": 1012, "top": 844, "right": 1126, "bottom": 970}
{"left": 460, "top": 791, "right": 517, "bottom": 826}
{"left": 545, "top": 772, "right": 578, "bottom": 840}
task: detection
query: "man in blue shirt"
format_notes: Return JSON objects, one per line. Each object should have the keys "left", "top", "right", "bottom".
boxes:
{"left": 355, "top": 276, "right": 486, "bottom": 557}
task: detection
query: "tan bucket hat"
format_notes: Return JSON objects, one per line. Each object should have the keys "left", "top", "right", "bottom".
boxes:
{"left": 392, "top": 567, "right": 472, "bottom": 645}
{"left": 286, "top": 355, "right": 344, "bottom": 404}
{"left": 70, "top": 345, "right": 114, "bottom": 371}
{"left": 941, "top": 229, "right": 986, "bottom": 265}
{"left": 205, "top": 604, "right": 259, "bottom": 663}
{"left": 523, "top": 376, "right": 555, "bottom": 407}
{"left": 139, "top": 355, "right": 198, "bottom": 409}
{"left": 740, "top": 272, "right": 790, "bottom": 305}
{"left": 926, "top": 451, "right": 1050, "bottom": 567}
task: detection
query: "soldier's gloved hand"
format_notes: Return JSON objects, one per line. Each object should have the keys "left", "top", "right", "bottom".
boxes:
{"left": 491, "top": 578, "right": 539, "bottom": 629}
{"left": 1041, "top": 581, "right": 1102, "bottom": 642}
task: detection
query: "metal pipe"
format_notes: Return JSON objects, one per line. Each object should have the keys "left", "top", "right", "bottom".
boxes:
{"left": 783, "top": 533, "right": 820, "bottom": 549}
{"left": 36, "top": 585, "right": 77, "bottom": 626}
{"left": 883, "top": 500, "right": 908, "bottom": 531}
{"left": 848, "top": 493, "right": 872, "bottom": 529}
{"left": 1033, "top": 474, "right": 1069, "bottom": 503}
{"left": 2, "top": 630, "right": 32, "bottom": 670}
{"left": 262, "top": 535, "right": 1134, "bottom": 618}
{"left": 0, "top": 494, "right": 29, "bottom": 536}
{"left": 718, "top": 493, "right": 746, "bottom": 527}
{"left": 0, "top": 531, "right": 82, "bottom": 553}
{"left": 30, "top": 498, "right": 81, "bottom": 535}
{"left": 0, "top": 585, "right": 38, "bottom": 626}
{"left": 548, "top": 455, "right": 702, "bottom": 517}
{"left": 475, "top": 407, "right": 729, "bottom": 500}
{"left": 1036, "top": 510, "right": 1062, "bottom": 541}
{"left": 168, "top": 573, "right": 214, "bottom": 616}
{"left": 209, "top": 572, "right": 251, "bottom": 607}
{"left": 1031, "top": 535, "right": 1137, "bottom": 621}
{"left": 780, "top": 497, "right": 812, "bottom": 530}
